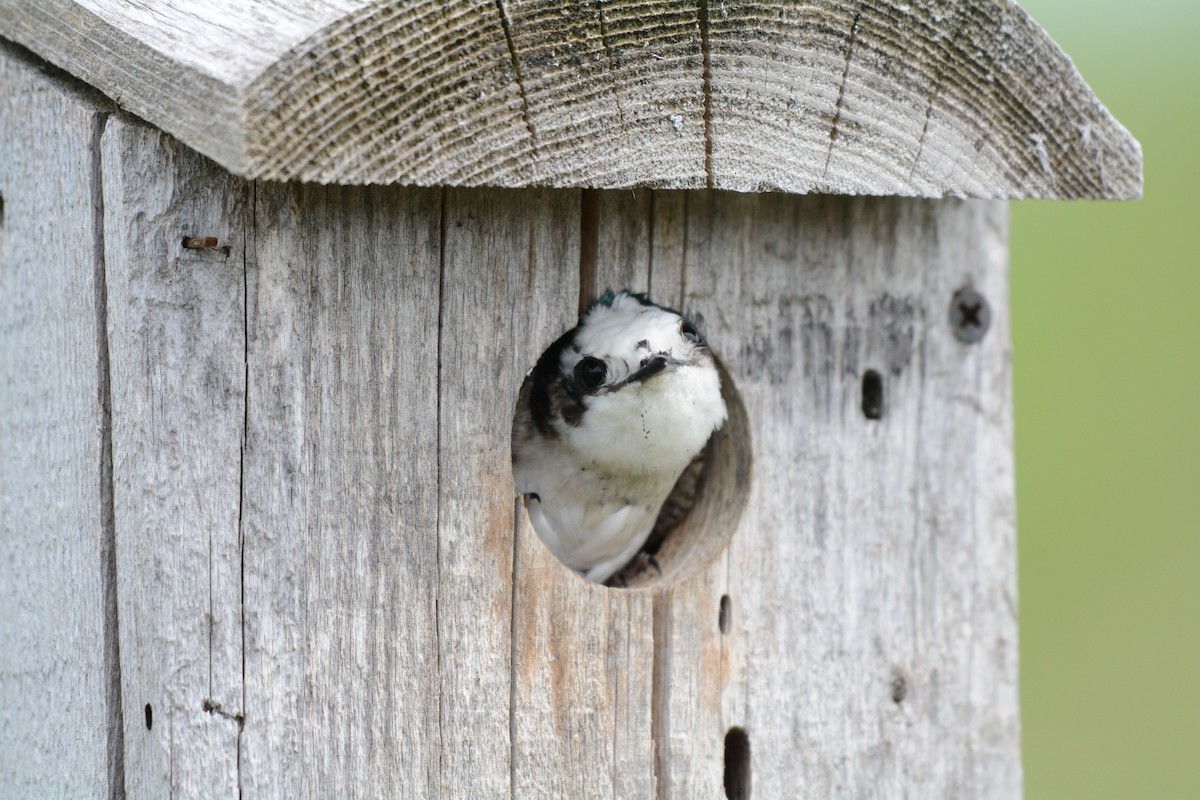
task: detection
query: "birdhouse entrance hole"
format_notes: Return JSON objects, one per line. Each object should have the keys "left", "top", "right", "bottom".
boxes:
{"left": 512, "top": 354, "right": 750, "bottom": 590}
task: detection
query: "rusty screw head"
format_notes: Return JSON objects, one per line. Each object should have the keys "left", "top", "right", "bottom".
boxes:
{"left": 950, "top": 288, "right": 991, "bottom": 344}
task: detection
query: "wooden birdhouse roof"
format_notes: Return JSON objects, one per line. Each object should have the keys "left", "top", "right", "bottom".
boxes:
{"left": 0, "top": 0, "right": 1141, "bottom": 198}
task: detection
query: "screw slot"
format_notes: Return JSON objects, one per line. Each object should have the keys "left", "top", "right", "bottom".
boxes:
{"left": 950, "top": 288, "right": 991, "bottom": 344}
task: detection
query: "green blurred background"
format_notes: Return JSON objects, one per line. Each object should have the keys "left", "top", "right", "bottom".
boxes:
{"left": 1011, "top": 1, "right": 1199, "bottom": 797}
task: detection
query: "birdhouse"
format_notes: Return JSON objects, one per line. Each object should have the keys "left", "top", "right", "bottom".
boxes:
{"left": 0, "top": 2, "right": 1140, "bottom": 797}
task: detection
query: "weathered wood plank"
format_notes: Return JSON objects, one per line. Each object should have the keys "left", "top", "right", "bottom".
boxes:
{"left": 240, "top": 183, "right": 442, "bottom": 797}
{"left": 673, "top": 193, "right": 1020, "bottom": 797}
{"left": 628, "top": 190, "right": 734, "bottom": 800}
{"left": 100, "top": 116, "right": 248, "bottom": 798}
{"left": 508, "top": 189, "right": 661, "bottom": 798}
{"left": 0, "top": 1, "right": 1140, "bottom": 196}
{"left": 436, "top": 187, "right": 579, "bottom": 795}
{"left": 0, "top": 0, "right": 362, "bottom": 171}
{"left": 0, "top": 45, "right": 118, "bottom": 798}
{"left": 590, "top": 191, "right": 672, "bottom": 800}
{"left": 653, "top": 565, "right": 729, "bottom": 799}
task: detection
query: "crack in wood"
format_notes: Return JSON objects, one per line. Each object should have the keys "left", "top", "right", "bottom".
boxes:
{"left": 909, "top": 7, "right": 967, "bottom": 183}
{"left": 91, "top": 109, "right": 127, "bottom": 800}
{"left": 651, "top": 593, "right": 669, "bottom": 800}
{"left": 202, "top": 698, "right": 246, "bottom": 728}
{"left": 495, "top": 0, "right": 538, "bottom": 153}
{"left": 434, "top": 187, "right": 448, "bottom": 793}
{"left": 237, "top": 179, "right": 255, "bottom": 800}
{"left": 595, "top": 0, "right": 628, "bottom": 134}
{"left": 823, "top": 7, "right": 863, "bottom": 180}
{"left": 508, "top": 500, "right": 521, "bottom": 798}
{"left": 699, "top": 0, "right": 714, "bottom": 188}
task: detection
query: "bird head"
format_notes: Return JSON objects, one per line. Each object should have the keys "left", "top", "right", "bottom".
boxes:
{"left": 527, "top": 291, "right": 728, "bottom": 476}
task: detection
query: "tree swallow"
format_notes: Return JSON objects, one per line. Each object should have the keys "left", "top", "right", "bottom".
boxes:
{"left": 512, "top": 291, "right": 728, "bottom": 584}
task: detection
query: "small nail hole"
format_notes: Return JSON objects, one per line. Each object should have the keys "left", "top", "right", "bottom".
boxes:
{"left": 724, "top": 726, "right": 751, "bottom": 799}
{"left": 861, "top": 370, "right": 883, "bottom": 420}
{"left": 144, "top": 703, "right": 153, "bottom": 731}
{"left": 718, "top": 594, "right": 731, "bottom": 634}
{"left": 891, "top": 669, "right": 908, "bottom": 704}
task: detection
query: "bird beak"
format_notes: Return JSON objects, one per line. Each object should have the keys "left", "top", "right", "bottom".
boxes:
{"left": 626, "top": 355, "right": 669, "bottom": 384}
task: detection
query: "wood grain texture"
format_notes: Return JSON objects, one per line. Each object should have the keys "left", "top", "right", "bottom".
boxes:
{"left": 509, "top": 189, "right": 659, "bottom": 799}
{"left": 240, "top": 183, "right": 443, "bottom": 797}
{"left": 0, "top": 0, "right": 1140, "bottom": 197}
{"left": 437, "top": 187, "right": 583, "bottom": 795}
{"left": 674, "top": 193, "right": 1020, "bottom": 797}
{"left": 0, "top": 45, "right": 119, "bottom": 798}
{"left": 0, "top": 0, "right": 362, "bottom": 171}
{"left": 100, "top": 116, "right": 248, "bottom": 798}
{"left": 1, "top": 54, "right": 1023, "bottom": 791}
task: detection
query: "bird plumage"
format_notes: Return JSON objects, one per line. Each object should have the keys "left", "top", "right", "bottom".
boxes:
{"left": 511, "top": 291, "right": 727, "bottom": 583}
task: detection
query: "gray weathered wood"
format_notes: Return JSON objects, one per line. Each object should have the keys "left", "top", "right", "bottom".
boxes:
{"left": 508, "top": 189, "right": 660, "bottom": 798}
{"left": 1, "top": 50, "right": 1023, "bottom": 792}
{"left": 240, "top": 183, "right": 443, "bottom": 796}
{"left": 0, "top": 0, "right": 1140, "bottom": 197}
{"left": 0, "top": 45, "right": 119, "bottom": 798}
{"left": 100, "top": 116, "right": 248, "bottom": 798}
{"left": 675, "top": 193, "right": 1020, "bottom": 796}
{"left": 437, "top": 187, "right": 584, "bottom": 795}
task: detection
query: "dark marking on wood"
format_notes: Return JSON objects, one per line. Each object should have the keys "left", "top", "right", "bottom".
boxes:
{"left": 823, "top": 7, "right": 863, "bottom": 178}
{"left": 494, "top": 0, "right": 538, "bottom": 152}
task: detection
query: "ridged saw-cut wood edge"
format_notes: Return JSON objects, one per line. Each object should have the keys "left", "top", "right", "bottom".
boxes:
{"left": 0, "top": 0, "right": 1141, "bottom": 198}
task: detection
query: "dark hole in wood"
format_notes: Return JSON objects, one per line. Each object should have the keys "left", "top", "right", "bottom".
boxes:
{"left": 891, "top": 668, "right": 908, "bottom": 704}
{"left": 724, "top": 726, "right": 751, "bottom": 799}
{"left": 861, "top": 369, "right": 883, "bottom": 420}
{"left": 144, "top": 703, "right": 153, "bottom": 731}
{"left": 0, "top": 192, "right": 6, "bottom": 227}
{"left": 718, "top": 594, "right": 731, "bottom": 634}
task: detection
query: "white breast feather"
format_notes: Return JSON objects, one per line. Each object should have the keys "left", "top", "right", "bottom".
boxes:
{"left": 513, "top": 293, "right": 727, "bottom": 583}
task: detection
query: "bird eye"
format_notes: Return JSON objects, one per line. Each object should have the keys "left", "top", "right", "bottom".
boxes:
{"left": 575, "top": 357, "right": 608, "bottom": 390}
{"left": 681, "top": 321, "right": 702, "bottom": 344}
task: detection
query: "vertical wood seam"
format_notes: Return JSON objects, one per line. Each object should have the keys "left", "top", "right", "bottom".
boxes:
{"left": 651, "top": 594, "right": 669, "bottom": 800}
{"left": 509, "top": 501, "right": 521, "bottom": 800}
{"left": 646, "top": 192, "right": 657, "bottom": 292}
{"left": 237, "top": 179, "right": 256, "bottom": 800}
{"left": 91, "top": 109, "right": 126, "bottom": 800}
{"left": 610, "top": 600, "right": 617, "bottom": 800}
{"left": 579, "top": 189, "right": 599, "bottom": 311}
{"left": 677, "top": 193, "right": 689, "bottom": 319}
{"left": 435, "top": 187, "right": 447, "bottom": 798}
